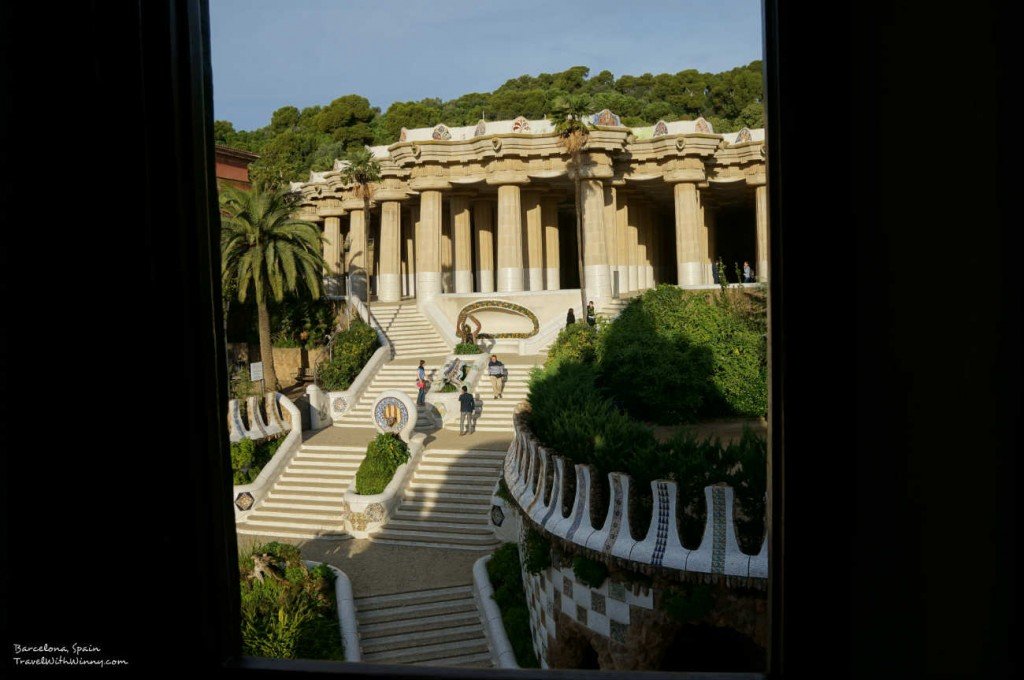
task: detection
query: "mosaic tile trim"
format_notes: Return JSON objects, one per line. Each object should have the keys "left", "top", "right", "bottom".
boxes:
{"left": 711, "top": 485, "right": 727, "bottom": 573}
{"left": 563, "top": 576, "right": 573, "bottom": 598}
{"left": 653, "top": 120, "right": 668, "bottom": 137}
{"left": 474, "top": 120, "right": 486, "bottom": 137}
{"left": 576, "top": 604, "right": 587, "bottom": 624}
{"left": 602, "top": 475, "right": 624, "bottom": 552}
{"left": 456, "top": 300, "right": 540, "bottom": 339}
{"left": 610, "top": 620, "right": 628, "bottom": 644}
{"left": 608, "top": 581, "right": 626, "bottom": 602}
{"left": 511, "top": 116, "right": 531, "bottom": 133}
{"left": 539, "top": 458, "right": 562, "bottom": 527}
{"left": 651, "top": 482, "right": 671, "bottom": 566}
{"left": 373, "top": 396, "right": 408, "bottom": 434}
{"left": 591, "top": 591, "right": 606, "bottom": 615}
{"left": 432, "top": 124, "right": 452, "bottom": 140}
{"left": 565, "top": 467, "right": 588, "bottom": 541}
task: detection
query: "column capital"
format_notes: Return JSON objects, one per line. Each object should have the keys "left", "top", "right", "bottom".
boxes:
{"left": 664, "top": 168, "right": 707, "bottom": 184}
{"left": 408, "top": 177, "right": 452, "bottom": 191}
{"left": 486, "top": 171, "right": 531, "bottom": 186}
{"left": 745, "top": 173, "right": 767, "bottom": 187}
{"left": 317, "top": 207, "right": 346, "bottom": 217}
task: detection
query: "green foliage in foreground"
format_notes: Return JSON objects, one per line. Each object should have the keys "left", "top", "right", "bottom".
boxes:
{"left": 522, "top": 525, "right": 552, "bottom": 575}
{"left": 661, "top": 582, "right": 715, "bottom": 623}
{"left": 315, "top": 317, "right": 379, "bottom": 391}
{"left": 572, "top": 555, "right": 609, "bottom": 589}
{"left": 487, "top": 543, "right": 541, "bottom": 668}
{"left": 231, "top": 437, "right": 285, "bottom": 485}
{"left": 239, "top": 542, "right": 343, "bottom": 661}
{"left": 454, "top": 342, "right": 481, "bottom": 354}
{"left": 354, "top": 433, "right": 410, "bottom": 495}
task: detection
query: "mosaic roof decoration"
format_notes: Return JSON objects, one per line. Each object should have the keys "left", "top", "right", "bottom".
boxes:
{"left": 511, "top": 116, "right": 531, "bottom": 133}
{"left": 374, "top": 395, "right": 409, "bottom": 434}
{"left": 591, "top": 109, "right": 621, "bottom": 127}
{"left": 398, "top": 128, "right": 407, "bottom": 142}
{"left": 473, "top": 119, "right": 486, "bottom": 137}
{"left": 432, "top": 124, "right": 452, "bottom": 140}
{"left": 735, "top": 127, "right": 753, "bottom": 143}
{"left": 694, "top": 116, "right": 713, "bottom": 133}
{"left": 653, "top": 120, "right": 669, "bottom": 137}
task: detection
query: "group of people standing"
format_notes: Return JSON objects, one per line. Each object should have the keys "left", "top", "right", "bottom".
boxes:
{"left": 415, "top": 354, "right": 508, "bottom": 436}
{"left": 566, "top": 300, "right": 597, "bottom": 328}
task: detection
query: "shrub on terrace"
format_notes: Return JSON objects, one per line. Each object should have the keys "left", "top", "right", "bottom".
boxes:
{"left": 315, "top": 317, "right": 379, "bottom": 391}
{"left": 486, "top": 543, "right": 540, "bottom": 668}
{"left": 454, "top": 342, "right": 481, "bottom": 354}
{"left": 354, "top": 433, "right": 410, "bottom": 495}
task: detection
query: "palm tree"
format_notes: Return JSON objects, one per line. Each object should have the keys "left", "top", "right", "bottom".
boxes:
{"left": 550, "top": 94, "right": 592, "bottom": 313}
{"left": 339, "top": 147, "right": 382, "bottom": 317}
{"left": 220, "top": 184, "right": 326, "bottom": 392}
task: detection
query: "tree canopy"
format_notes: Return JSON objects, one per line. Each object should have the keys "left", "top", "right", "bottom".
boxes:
{"left": 215, "top": 62, "right": 764, "bottom": 189}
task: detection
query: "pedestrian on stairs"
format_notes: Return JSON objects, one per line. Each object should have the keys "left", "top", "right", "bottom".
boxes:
{"left": 566, "top": 307, "right": 576, "bottom": 326}
{"left": 458, "top": 386, "right": 476, "bottom": 435}
{"left": 586, "top": 301, "right": 596, "bottom": 327}
{"left": 416, "top": 360, "right": 427, "bottom": 406}
{"left": 487, "top": 355, "right": 506, "bottom": 399}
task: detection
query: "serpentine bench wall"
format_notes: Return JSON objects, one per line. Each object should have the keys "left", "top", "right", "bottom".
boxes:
{"left": 503, "top": 405, "right": 768, "bottom": 582}
{"left": 229, "top": 392, "right": 302, "bottom": 520}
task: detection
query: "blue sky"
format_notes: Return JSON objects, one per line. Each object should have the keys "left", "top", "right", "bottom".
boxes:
{"left": 210, "top": 0, "right": 763, "bottom": 131}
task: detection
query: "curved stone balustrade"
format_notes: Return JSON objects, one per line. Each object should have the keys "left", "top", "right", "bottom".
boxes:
{"left": 228, "top": 393, "right": 293, "bottom": 443}
{"left": 504, "top": 405, "right": 767, "bottom": 581}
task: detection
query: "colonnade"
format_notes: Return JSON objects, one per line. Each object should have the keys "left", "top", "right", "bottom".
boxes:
{"left": 318, "top": 177, "right": 768, "bottom": 303}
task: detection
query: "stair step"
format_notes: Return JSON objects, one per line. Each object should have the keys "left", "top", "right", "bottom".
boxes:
{"left": 400, "top": 500, "right": 492, "bottom": 513}
{"left": 358, "top": 610, "right": 482, "bottom": 637}
{"left": 247, "top": 508, "right": 347, "bottom": 521}
{"left": 235, "top": 526, "right": 350, "bottom": 540}
{"left": 384, "top": 519, "right": 494, "bottom": 534}
{"left": 391, "top": 510, "right": 490, "bottom": 524}
{"left": 361, "top": 625, "right": 484, "bottom": 654}
{"left": 361, "top": 638, "right": 488, "bottom": 664}
{"left": 242, "top": 515, "right": 346, "bottom": 530}
{"left": 414, "top": 651, "right": 494, "bottom": 668}
{"left": 403, "top": 488, "right": 492, "bottom": 502}
{"left": 372, "top": 528, "right": 498, "bottom": 546}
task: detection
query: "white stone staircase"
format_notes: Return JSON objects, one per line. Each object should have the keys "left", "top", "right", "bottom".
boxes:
{"left": 235, "top": 443, "right": 365, "bottom": 540}
{"left": 334, "top": 360, "right": 437, "bottom": 431}
{"left": 355, "top": 585, "right": 492, "bottom": 667}
{"left": 371, "top": 448, "right": 504, "bottom": 551}
{"left": 372, "top": 302, "right": 450, "bottom": 358}
{"left": 597, "top": 297, "right": 630, "bottom": 318}
{"left": 449, "top": 362, "right": 535, "bottom": 433}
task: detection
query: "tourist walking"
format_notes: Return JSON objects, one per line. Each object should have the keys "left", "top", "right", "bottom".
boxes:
{"left": 743, "top": 261, "right": 754, "bottom": 283}
{"left": 416, "top": 360, "right": 427, "bottom": 406}
{"left": 487, "top": 354, "right": 506, "bottom": 399}
{"left": 566, "top": 308, "right": 576, "bottom": 326}
{"left": 458, "top": 386, "right": 476, "bottom": 435}
{"left": 586, "top": 301, "right": 596, "bottom": 327}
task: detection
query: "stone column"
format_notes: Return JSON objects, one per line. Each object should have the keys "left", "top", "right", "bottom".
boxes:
{"left": 473, "top": 199, "right": 495, "bottom": 293}
{"left": 706, "top": 206, "right": 718, "bottom": 284}
{"left": 323, "top": 215, "right": 342, "bottom": 296}
{"left": 756, "top": 184, "right": 769, "bottom": 282}
{"left": 416, "top": 191, "right": 443, "bottom": 300}
{"left": 522, "top": 190, "right": 545, "bottom": 291}
{"left": 347, "top": 208, "right": 368, "bottom": 301}
{"left": 404, "top": 206, "right": 417, "bottom": 297}
{"left": 580, "top": 179, "right": 612, "bottom": 300}
{"left": 542, "top": 196, "right": 560, "bottom": 290}
{"left": 615, "top": 193, "right": 628, "bottom": 295}
{"left": 626, "top": 197, "right": 640, "bottom": 292}
{"left": 440, "top": 203, "right": 453, "bottom": 293}
{"left": 496, "top": 184, "right": 524, "bottom": 292}
{"left": 637, "top": 203, "right": 650, "bottom": 290}
{"left": 377, "top": 201, "right": 402, "bottom": 302}
{"left": 644, "top": 205, "right": 656, "bottom": 288}
{"left": 603, "top": 185, "right": 618, "bottom": 297}
{"left": 673, "top": 182, "right": 704, "bottom": 286}
{"left": 450, "top": 195, "right": 473, "bottom": 293}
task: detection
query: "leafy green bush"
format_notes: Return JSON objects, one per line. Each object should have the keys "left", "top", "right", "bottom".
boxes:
{"left": 486, "top": 544, "right": 540, "bottom": 668}
{"left": 572, "top": 555, "right": 609, "bottom": 589}
{"left": 315, "top": 318, "right": 379, "bottom": 391}
{"left": 231, "top": 436, "right": 285, "bottom": 485}
{"left": 231, "top": 439, "right": 255, "bottom": 473}
{"left": 238, "top": 542, "right": 343, "bottom": 660}
{"left": 522, "top": 525, "right": 552, "bottom": 574}
{"left": 354, "top": 433, "right": 410, "bottom": 495}
{"left": 454, "top": 342, "right": 481, "bottom": 354}
{"left": 439, "top": 383, "right": 458, "bottom": 393}
{"left": 547, "top": 323, "right": 598, "bottom": 366}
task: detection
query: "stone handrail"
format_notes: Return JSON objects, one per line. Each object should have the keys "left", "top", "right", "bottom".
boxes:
{"left": 304, "top": 561, "right": 360, "bottom": 662}
{"left": 230, "top": 393, "right": 302, "bottom": 520}
{"left": 472, "top": 555, "right": 519, "bottom": 669}
{"left": 504, "top": 405, "right": 767, "bottom": 581}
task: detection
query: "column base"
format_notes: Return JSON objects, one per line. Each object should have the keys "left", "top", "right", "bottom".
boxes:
{"left": 757, "top": 259, "right": 769, "bottom": 284}
{"left": 583, "top": 264, "right": 612, "bottom": 300}
{"left": 545, "top": 268, "right": 560, "bottom": 291}
{"left": 497, "top": 267, "right": 525, "bottom": 293}
{"left": 378, "top": 273, "right": 401, "bottom": 303}
{"left": 454, "top": 270, "right": 473, "bottom": 294}
{"left": 646, "top": 265, "right": 656, "bottom": 288}
{"left": 677, "top": 261, "right": 704, "bottom": 286}
{"left": 476, "top": 269, "right": 494, "bottom": 293}
{"left": 627, "top": 267, "right": 639, "bottom": 293}
{"left": 416, "top": 271, "right": 442, "bottom": 301}
{"left": 527, "top": 267, "right": 544, "bottom": 291}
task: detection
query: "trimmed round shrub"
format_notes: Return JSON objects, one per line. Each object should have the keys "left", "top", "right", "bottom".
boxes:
{"left": 548, "top": 322, "right": 598, "bottom": 366}
{"left": 315, "top": 318, "right": 380, "bottom": 391}
{"left": 354, "top": 433, "right": 410, "bottom": 495}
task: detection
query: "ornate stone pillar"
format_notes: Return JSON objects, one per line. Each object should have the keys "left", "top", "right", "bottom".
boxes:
{"left": 377, "top": 201, "right": 402, "bottom": 303}
{"left": 404, "top": 206, "right": 417, "bottom": 297}
{"left": 450, "top": 195, "right": 473, "bottom": 293}
{"left": 626, "top": 197, "right": 640, "bottom": 292}
{"left": 347, "top": 208, "right": 368, "bottom": 301}
{"left": 440, "top": 202, "right": 453, "bottom": 293}
{"left": 673, "top": 182, "right": 704, "bottom": 286}
{"left": 706, "top": 206, "right": 718, "bottom": 284}
{"left": 755, "top": 184, "right": 769, "bottom": 282}
{"left": 522, "top": 190, "right": 545, "bottom": 291}
{"left": 542, "top": 196, "right": 560, "bottom": 290}
{"left": 644, "top": 205, "right": 656, "bottom": 288}
{"left": 615, "top": 193, "right": 628, "bottom": 295}
{"left": 416, "top": 190, "right": 443, "bottom": 300}
{"left": 603, "top": 185, "right": 618, "bottom": 297}
{"left": 580, "top": 179, "right": 612, "bottom": 300}
{"left": 473, "top": 199, "right": 494, "bottom": 293}
{"left": 697, "top": 191, "right": 712, "bottom": 284}
{"left": 496, "top": 184, "right": 524, "bottom": 292}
